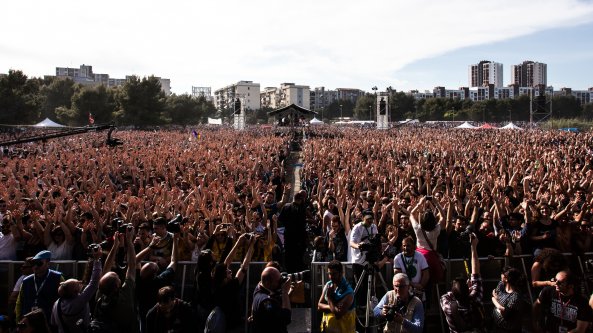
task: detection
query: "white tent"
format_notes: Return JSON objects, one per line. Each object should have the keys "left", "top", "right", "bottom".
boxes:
{"left": 207, "top": 117, "right": 222, "bottom": 125}
{"left": 34, "top": 118, "right": 65, "bottom": 128}
{"left": 455, "top": 121, "right": 477, "bottom": 129}
{"left": 309, "top": 117, "right": 324, "bottom": 125}
{"left": 500, "top": 122, "right": 524, "bottom": 130}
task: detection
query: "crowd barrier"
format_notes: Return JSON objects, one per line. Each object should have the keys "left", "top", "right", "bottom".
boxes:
{"left": 2, "top": 252, "right": 593, "bottom": 332}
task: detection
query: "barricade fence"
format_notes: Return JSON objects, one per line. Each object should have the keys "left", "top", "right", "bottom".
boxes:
{"left": 2, "top": 252, "right": 593, "bottom": 332}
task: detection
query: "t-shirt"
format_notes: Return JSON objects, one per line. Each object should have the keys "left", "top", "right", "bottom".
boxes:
{"left": 349, "top": 222, "right": 378, "bottom": 264}
{"left": 413, "top": 223, "right": 441, "bottom": 252}
{"left": 47, "top": 241, "right": 74, "bottom": 260}
{"left": 0, "top": 232, "right": 17, "bottom": 260}
{"left": 537, "top": 286, "right": 593, "bottom": 332}
{"left": 393, "top": 251, "right": 429, "bottom": 285}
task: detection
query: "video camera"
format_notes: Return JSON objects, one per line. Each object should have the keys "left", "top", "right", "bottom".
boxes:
{"left": 166, "top": 214, "right": 184, "bottom": 233}
{"left": 359, "top": 233, "right": 383, "bottom": 263}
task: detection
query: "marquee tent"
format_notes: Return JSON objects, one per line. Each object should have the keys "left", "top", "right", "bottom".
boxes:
{"left": 455, "top": 121, "right": 477, "bottom": 129}
{"left": 309, "top": 117, "right": 324, "bottom": 125}
{"left": 479, "top": 123, "right": 498, "bottom": 129}
{"left": 500, "top": 122, "right": 524, "bottom": 130}
{"left": 34, "top": 118, "right": 66, "bottom": 128}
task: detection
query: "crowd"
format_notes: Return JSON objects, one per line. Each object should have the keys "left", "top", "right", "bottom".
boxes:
{"left": 1, "top": 125, "right": 593, "bottom": 332}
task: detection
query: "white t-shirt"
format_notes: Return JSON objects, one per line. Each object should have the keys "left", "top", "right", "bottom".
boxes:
{"left": 0, "top": 232, "right": 17, "bottom": 260}
{"left": 48, "top": 241, "right": 74, "bottom": 260}
{"left": 393, "top": 251, "right": 429, "bottom": 285}
{"left": 349, "top": 222, "right": 378, "bottom": 264}
{"left": 413, "top": 223, "right": 441, "bottom": 252}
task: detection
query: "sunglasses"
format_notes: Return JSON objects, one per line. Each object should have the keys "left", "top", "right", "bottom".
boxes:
{"left": 32, "top": 261, "right": 44, "bottom": 267}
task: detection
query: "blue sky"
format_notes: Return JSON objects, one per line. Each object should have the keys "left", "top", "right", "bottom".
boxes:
{"left": 394, "top": 20, "right": 593, "bottom": 92}
{"left": 1, "top": 0, "right": 592, "bottom": 94}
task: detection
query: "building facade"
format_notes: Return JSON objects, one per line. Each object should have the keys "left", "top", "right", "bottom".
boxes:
{"left": 511, "top": 61, "right": 547, "bottom": 87}
{"left": 54, "top": 64, "right": 172, "bottom": 94}
{"left": 469, "top": 60, "right": 503, "bottom": 88}
{"left": 214, "top": 80, "right": 261, "bottom": 111}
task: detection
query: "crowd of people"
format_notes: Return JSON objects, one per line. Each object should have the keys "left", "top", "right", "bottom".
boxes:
{"left": 1, "top": 125, "right": 593, "bottom": 332}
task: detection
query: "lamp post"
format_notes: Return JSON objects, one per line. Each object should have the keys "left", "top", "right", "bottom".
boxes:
{"left": 340, "top": 104, "right": 343, "bottom": 120}
{"left": 369, "top": 105, "right": 372, "bottom": 121}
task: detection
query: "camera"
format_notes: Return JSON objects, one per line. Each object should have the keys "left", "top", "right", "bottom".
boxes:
{"left": 281, "top": 270, "right": 311, "bottom": 284}
{"left": 166, "top": 214, "right": 183, "bottom": 233}
{"left": 385, "top": 300, "right": 407, "bottom": 321}
{"left": 359, "top": 234, "right": 383, "bottom": 263}
{"left": 118, "top": 223, "right": 133, "bottom": 233}
{"left": 426, "top": 195, "right": 433, "bottom": 201}
{"left": 459, "top": 225, "right": 474, "bottom": 245}
{"left": 88, "top": 243, "right": 101, "bottom": 252}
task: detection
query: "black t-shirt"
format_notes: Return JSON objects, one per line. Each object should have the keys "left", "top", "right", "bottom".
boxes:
{"left": 213, "top": 278, "right": 242, "bottom": 328}
{"left": 136, "top": 267, "right": 175, "bottom": 316}
{"left": 538, "top": 286, "right": 593, "bottom": 332}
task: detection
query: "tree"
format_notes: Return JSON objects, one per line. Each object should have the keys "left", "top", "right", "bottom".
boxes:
{"left": 551, "top": 95, "right": 582, "bottom": 119}
{"left": 40, "top": 77, "right": 77, "bottom": 120}
{"left": 165, "top": 94, "right": 202, "bottom": 124}
{"left": 70, "top": 85, "right": 117, "bottom": 125}
{"left": 115, "top": 76, "right": 166, "bottom": 126}
{"left": 353, "top": 95, "right": 375, "bottom": 120}
{"left": 0, "top": 70, "right": 42, "bottom": 124}
{"left": 391, "top": 92, "right": 416, "bottom": 120}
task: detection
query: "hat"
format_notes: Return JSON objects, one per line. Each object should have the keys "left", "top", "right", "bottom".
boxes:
{"left": 33, "top": 250, "right": 52, "bottom": 261}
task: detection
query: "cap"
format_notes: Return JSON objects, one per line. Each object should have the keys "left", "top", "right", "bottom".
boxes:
{"left": 33, "top": 250, "right": 52, "bottom": 261}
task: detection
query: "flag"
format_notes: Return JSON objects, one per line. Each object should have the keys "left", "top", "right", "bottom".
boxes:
{"left": 192, "top": 130, "right": 198, "bottom": 138}
{"left": 88, "top": 113, "right": 95, "bottom": 125}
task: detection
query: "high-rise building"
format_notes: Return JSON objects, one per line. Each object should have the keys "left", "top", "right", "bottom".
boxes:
{"left": 468, "top": 60, "right": 503, "bottom": 88}
{"left": 214, "top": 81, "right": 260, "bottom": 111}
{"left": 510, "top": 61, "right": 547, "bottom": 87}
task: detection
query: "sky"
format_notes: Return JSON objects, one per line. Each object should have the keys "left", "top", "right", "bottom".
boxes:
{"left": 1, "top": 0, "right": 593, "bottom": 95}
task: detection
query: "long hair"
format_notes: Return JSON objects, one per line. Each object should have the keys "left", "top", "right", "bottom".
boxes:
{"left": 420, "top": 210, "right": 437, "bottom": 231}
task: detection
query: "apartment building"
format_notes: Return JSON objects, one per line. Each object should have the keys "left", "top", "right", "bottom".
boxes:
{"left": 53, "top": 64, "right": 172, "bottom": 94}
{"left": 214, "top": 80, "right": 260, "bottom": 111}
{"left": 469, "top": 60, "right": 503, "bottom": 88}
{"left": 511, "top": 61, "right": 547, "bottom": 87}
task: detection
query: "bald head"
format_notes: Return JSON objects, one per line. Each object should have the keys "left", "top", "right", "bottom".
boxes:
{"left": 99, "top": 272, "right": 121, "bottom": 296}
{"left": 140, "top": 262, "right": 159, "bottom": 279}
{"left": 261, "top": 267, "right": 281, "bottom": 290}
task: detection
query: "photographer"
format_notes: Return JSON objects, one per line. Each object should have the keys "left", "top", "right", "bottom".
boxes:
{"left": 149, "top": 217, "right": 173, "bottom": 268}
{"left": 440, "top": 233, "right": 484, "bottom": 333}
{"left": 135, "top": 232, "right": 179, "bottom": 333}
{"left": 50, "top": 246, "right": 102, "bottom": 333}
{"left": 373, "top": 273, "right": 424, "bottom": 333}
{"left": 349, "top": 212, "right": 379, "bottom": 306}
{"left": 250, "top": 267, "right": 292, "bottom": 333}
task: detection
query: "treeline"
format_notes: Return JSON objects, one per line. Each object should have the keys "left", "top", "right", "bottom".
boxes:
{"left": 0, "top": 70, "right": 218, "bottom": 126}
{"left": 341, "top": 91, "right": 593, "bottom": 122}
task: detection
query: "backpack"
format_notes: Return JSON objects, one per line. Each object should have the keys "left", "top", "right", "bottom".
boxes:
{"left": 89, "top": 296, "right": 120, "bottom": 333}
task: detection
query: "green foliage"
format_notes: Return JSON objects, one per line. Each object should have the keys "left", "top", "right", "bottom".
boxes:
{"left": 71, "top": 85, "right": 117, "bottom": 125}
{"left": 353, "top": 95, "right": 375, "bottom": 120}
{"left": 541, "top": 118, "right": 593, "bottom": 130}
{"left": 40, "top": 77, "right": 78, "bottom": 120}
{"left": 0, "top": 70, "right": 42, "bottom": 124}
{"left": 115, "top": 76, "right": 166, "bottom": 126}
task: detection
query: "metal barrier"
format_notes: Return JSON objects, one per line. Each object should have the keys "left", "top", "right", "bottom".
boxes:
{"left": 2, "top": 252, "right": 593, "bottom": 331}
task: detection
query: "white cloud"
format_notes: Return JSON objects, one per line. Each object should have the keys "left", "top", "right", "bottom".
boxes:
{"left": 1, "top": 0, "right": 592, "bottom": 93}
